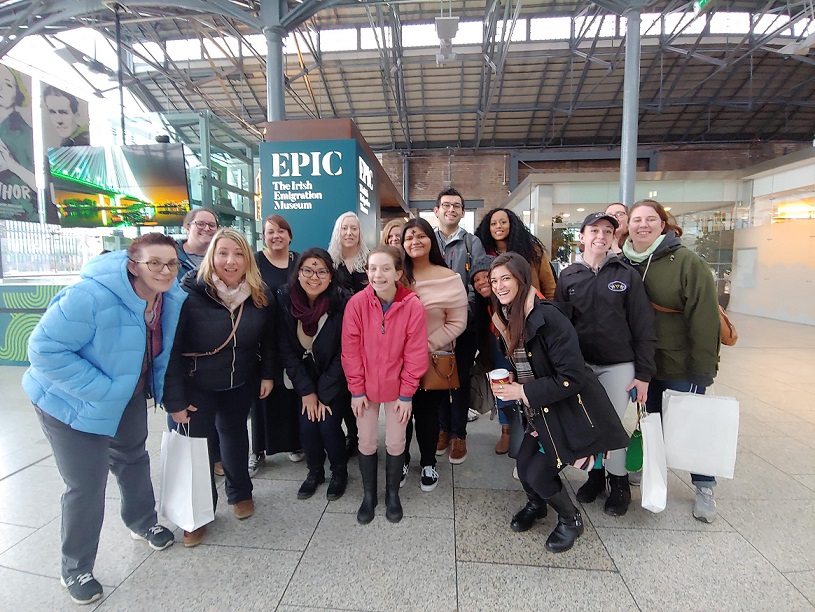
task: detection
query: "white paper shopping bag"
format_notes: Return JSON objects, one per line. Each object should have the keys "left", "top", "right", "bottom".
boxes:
{"left": 640, "top": 411, "right": 668, "bottom": 513}
{"left": 158, "top": 429, "right": 214, "bottom": 532}
{"left": 662, "top": 390, "right": 740, "bottom": 479}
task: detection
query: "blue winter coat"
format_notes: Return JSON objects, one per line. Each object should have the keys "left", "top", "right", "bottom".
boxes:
{"left": 22, "top": 250, "right": 187, "bottom": 436}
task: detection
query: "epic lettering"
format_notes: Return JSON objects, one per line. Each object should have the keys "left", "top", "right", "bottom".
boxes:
{"left": 270, "top": 151, "right": 342, "bottom": 178}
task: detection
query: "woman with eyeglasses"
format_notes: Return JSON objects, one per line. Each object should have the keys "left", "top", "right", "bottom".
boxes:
{"left": 401, "top": 218, "right": 467, "bottom": 493}
{"left": 605, "top": 203, "right": 629, "bottom": 255}
{"left": 249, "top": 214, "right": 304, "bottom": 475}
{"left": 175, "top": 207, "right": 219, "bottom": 281}
{"left": 23, "top": 235, "right": 186, "bottom": 605}
{"left": 278, "top": 248, "right": 350, "bottom": 502}
{"left": 327, "top": 211, "right": 369, "bottom": 456}
{"left": 475, "top": 207, "right": 556, "bottom": 299}
{"left": 164, "top": 229, "right": 275, "bottom": 547}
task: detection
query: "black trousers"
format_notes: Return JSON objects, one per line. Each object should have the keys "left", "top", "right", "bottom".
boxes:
{"left": 405, "top": 388, "right": 445, "bottom": 468}
{"left": 186, "top": 382, "right": 255, "bottom": 508}
{"left": 299, "top": 394, "right": 348, "bottom": 474}
{"left": 251, "top": 386, "right": 300, "bottom": 455}
{"left": 439, "top": 327, "right": 477, "bottom": 439}
{"left": 516, "top": 431, "right": 564, "bottom": 499}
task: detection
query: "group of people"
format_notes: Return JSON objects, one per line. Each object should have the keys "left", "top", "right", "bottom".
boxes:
{"left": 24, "top": 189, "right": 722, "bottom": 606}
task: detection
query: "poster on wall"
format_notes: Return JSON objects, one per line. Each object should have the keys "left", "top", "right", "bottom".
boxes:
{"left": 42, "top": 84, "right": 90, "bottom": 148}
{"left": 0, "top": 63, "right": 38, "bottom": 222}
{"left": 48, "top": 143, "right": 191, "bottom": 228}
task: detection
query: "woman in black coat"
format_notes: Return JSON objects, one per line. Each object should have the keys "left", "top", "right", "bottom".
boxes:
{"left": 164, "top": 229, "right": 275, "bottom": 547}
{"left": 488, "top": 253, "right": 629, "bottom": 553}
{"left": 278, "top": 247, "right": 350, "bottom": 501}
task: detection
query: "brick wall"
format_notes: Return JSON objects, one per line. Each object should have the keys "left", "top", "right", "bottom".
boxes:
{"left": 380, "top": 141, "right": 810, "bottom": 218}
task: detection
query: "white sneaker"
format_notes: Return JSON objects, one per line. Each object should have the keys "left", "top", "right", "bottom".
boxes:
{"left": 288, "top": 451, "right": 305, "bottom": 463}
{"left": 512, "top": 466, "right": 519, "bottom": 480}
{"left": 248, "top": 453, "right": 264, "bottom": 477}
{"left": 420, "top": 466, "right": 439, "bottom": 492}
{"left": 693, "top": 486, "right": 717, "bottom": 523}
{"left": 400, "top": 462, "right": 409, "bottom": 488}
{"left": 628, "top": 470, "right": 641, "bottom": 486}
{"left": 467, "top": 408, "right": 480, "bottom": 422}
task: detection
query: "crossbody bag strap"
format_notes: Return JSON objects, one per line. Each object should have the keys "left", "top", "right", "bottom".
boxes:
{"left": 181, "top": 302, "right": 244, "bottom": 358}
{"left": 650, "top": 301, "right": 682, "bottom": 314}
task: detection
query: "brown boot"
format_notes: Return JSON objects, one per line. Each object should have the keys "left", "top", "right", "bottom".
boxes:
{"left": 183, "top": 525, "right": 207, "bottom": 548}
{"left": 495, "top": 425, "right": 511, "bottom": 455}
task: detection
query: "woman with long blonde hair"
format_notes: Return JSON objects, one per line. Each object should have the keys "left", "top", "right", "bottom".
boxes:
{"left": 164, "top": 228, "right": 276, "bottom": 547}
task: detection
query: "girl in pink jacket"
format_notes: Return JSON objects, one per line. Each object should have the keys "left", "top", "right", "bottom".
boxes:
{"left": 342, "top": 246, "right": 428, "bottom": 524}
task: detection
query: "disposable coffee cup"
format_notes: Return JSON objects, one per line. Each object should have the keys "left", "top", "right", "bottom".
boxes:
{"left": 489, "top": 368, "right": 511, "bottom": 385}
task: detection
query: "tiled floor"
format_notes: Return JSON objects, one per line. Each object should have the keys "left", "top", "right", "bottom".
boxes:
{"left": 1, "top": 312, "right": 814, "bottom": 611}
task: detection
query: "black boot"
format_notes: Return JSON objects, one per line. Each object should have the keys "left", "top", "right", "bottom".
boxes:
{"left": 345, "top": 436, "right": 359, "bottom": 458}
{"left": 575, "top": 467, "right": 606, "bottom": 504}
{"left": 510, "top": 482, "right": 548, "bottom": 533}
{"left": 385, "top": 453, "right": 404, "bottom": 523}
{"left": 297, "top": 468, "right": 325, "bottom": 500}
{"left": 604, "top": 473, "right": 631, "bottom": 517}
{"left": 544, "top": 486, "right": 584, "bottom": 553}
{"left": 357, "top": 453, "right": 378, "bottom": 524}
{"left": 326, "top": 467, "right": 348, "bottom": 501}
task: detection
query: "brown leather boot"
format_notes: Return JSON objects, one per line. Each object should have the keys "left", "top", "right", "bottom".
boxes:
{"left": 495, "top": 425, "right": 511, "bottom": 455}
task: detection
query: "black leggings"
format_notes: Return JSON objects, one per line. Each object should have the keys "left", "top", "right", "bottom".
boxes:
{"left": 515, "top": 432, "right": 564, "bottom": 499}
{"left": 404, "top": 389, "right": 445, "bottom": 468}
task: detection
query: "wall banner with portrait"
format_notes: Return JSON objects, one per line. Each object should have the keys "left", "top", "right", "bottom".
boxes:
{"left": 0, "top": 64, "right": 38, "bottom": 222}
{"left": 41, "top": 83, "right": 90, "bottom": 149}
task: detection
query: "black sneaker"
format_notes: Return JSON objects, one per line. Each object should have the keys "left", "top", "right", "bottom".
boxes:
{"left": 420, "top": 465, "right": 439, "bottom": 492}
{"left": 61, "top": 572, "right": 103, "bottom": 605}
{"left": 297, "top": 469, "right": 325, "bottom": 500}
{"left": 130, "top": 524, "right": 175, "bottom": 551}
{"left": 400, "top": 462, "right": 409, "bottom": 488}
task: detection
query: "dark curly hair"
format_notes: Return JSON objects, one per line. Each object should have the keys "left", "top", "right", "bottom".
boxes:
{"left": 475, "top": 208, "right": 545, "bottom": 265}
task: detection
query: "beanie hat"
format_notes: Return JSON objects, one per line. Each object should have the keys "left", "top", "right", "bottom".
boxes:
{"left": 469, "top": 254, "right": 496, "bottom": 286}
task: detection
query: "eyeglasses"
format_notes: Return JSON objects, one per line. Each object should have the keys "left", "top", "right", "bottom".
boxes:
{"left": 610, "top": 211, "right": 628, "bottom": 219}
{"left": 192, "top": 220, "right": 218, "bottom": 230}
{"left": 130, "top": 259, "right": 180, "bottom": 273}
{"left": 440, "top": 202, "right": 463, "bottom": 211}
{"left": 300, "top": 268, "right": 330, "bottom": 279}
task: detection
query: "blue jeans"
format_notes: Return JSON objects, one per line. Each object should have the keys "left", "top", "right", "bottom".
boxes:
{"left": 645, "top": 378, "right": 716, "bottom": 488}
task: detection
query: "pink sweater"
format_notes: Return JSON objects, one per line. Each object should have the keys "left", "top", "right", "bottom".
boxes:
{"left": 413, "top": 276, "right": 468, "bottom": 351}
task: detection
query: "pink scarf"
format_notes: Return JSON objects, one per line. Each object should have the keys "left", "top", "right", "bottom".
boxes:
{"left": 211, "top": 274, "right": 252, "bottom": 312}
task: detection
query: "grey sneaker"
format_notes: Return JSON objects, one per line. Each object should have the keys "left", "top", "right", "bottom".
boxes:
{"left": 61, "top": 572, "right": 103, "bottom": 605}
{"left": 628, "top": 470, "right": 642, "bottom": 486}
{"left": 693, "top": 486, "right": 717, "bottom": 523}
{"left": 130, "top": 524, "right": 174, "bottom": 551}
{"left": 248, "top": 452, "right": 264, "bottom": 477}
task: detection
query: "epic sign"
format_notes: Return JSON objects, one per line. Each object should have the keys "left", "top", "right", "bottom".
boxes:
{"left": 269, "top": 151, "right": 343, "bottom": 178}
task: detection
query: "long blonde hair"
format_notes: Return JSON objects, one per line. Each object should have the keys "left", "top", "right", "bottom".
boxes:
{"left": 380, "top": 219, "right": 405, "bottom": 246}
{"left": 198, "top": 228, "right": 268, "bottom": 308}
{"left": 328, "top": 211, "right": 369, "bottom": 273}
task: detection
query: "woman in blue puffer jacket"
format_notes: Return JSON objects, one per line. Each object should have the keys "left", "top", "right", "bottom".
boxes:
{"left": 23, "top": 233, "right": 186, "bottom": 606}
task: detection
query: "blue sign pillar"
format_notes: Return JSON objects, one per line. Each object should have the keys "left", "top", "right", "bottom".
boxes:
{"left": 260, "top": 139, "right": 379, "bottom": 252}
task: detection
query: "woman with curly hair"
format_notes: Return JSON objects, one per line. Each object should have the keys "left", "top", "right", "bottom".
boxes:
{"left": 475, "top": 207, "right": 556, "bottom": 299}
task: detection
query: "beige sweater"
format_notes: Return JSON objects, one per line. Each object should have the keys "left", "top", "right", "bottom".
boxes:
{"left": 413, "top": 276, "right": 468, "bottom": 352}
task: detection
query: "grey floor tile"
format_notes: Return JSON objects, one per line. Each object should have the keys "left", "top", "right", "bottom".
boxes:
{"left": 251, "top": 451, "right": 310, "bottom": 482}
{"left": 0, "top": 522, "right": 35, "bottom": 555}
{"left": 0, "top": 566, "right": 107, "bottom": 611}
{"left": 575, "top": 470, "right": 734, "bottom": 532}
{"left": 0, "top": 464, "right": 64, "bottom": 528}
{"left": 670, "top": 449, "right": 815, "bottom": 501}
{"left": 280, "top": 512, "right": 456, "bottom": 611}
{"left": 794, "top": 474, "right": 815, "bottom": 493}
{"left": 770, "top": 419, "right": 815, "bottom": 449}
{"left": 0, "top": 498, "right": 159, "bottom": 587}
{"left": 599, "top": 527, "right": 814, "bottom": 611}
{"left": 718, "top": 499, "right": 815, "bottom": 573}
{"left": 198, "top": 478, "right": 327, "bottom": 551}
{"left": 737, "top": 413, "right": 783, "bottom": 437}
{"left": 738, "top": 436, "right": 815, "bottom": 476}
{"left": 457, "top": 561, "right": 637, "bottom": 611}
{"left": 454, "top": 488, "right": 616, "bottom": 571}
{"left": 786, "top": 571, "right": 815, "bottom": 607}
{"left": 277, "top": 607, "right": 363, "bottom": 612}
{"left": 0, "top": 442, "right": 53, "bottom": 480}
{"left": 451, "top": 437, "right": 521, "bottom": 491}
{"left": 94, "top": 544, "right": 300, "bottom": 611}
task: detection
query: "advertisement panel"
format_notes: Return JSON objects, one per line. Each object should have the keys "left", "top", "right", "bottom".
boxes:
{"left": 260, "top": 139, "right": 357, "bottom": 251}
{"left": 41, "top": 84, "right": 90, "bottom": 148}
{"left": 48, "top": 144, "right": 190, "bottom": 228}
{"left": 0, "top": 64, "right": 37, "bottom": 222}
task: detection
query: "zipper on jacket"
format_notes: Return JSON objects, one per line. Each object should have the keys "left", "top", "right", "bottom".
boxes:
{"left": 577, "top": 393, "right": 594, "bottom": 427}
{"left": 381, "top": 311, "right": 385, "bottom": 334}
{"left": 537, "top": 412, "right": 563, "bottom": 468}
{"left": 229, "top": 309, "right": 237, "bottom": 388}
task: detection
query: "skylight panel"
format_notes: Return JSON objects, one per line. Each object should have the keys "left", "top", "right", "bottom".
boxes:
{"left": 319, "top": 28, "right": 358, "bottom": 52}
{"left": 529, "top": 17, "right": 571, "bottom": 41}
{"left": 709, "top": 12, "right": 751, "bottom": 35}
